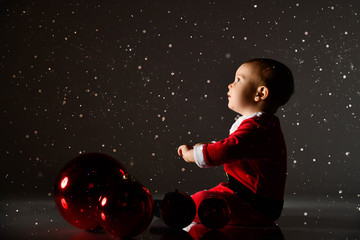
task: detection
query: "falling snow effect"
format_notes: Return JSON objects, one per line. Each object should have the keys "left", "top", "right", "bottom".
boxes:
{"left": 0, "top": 0, "right": 359, "bottom": 239}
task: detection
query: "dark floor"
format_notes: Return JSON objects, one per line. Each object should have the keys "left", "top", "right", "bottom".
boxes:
{"left": 0, "top": 199, "right": 359, "bottom": 240}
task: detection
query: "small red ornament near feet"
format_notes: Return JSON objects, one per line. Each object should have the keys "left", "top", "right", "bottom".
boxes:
{"left": 198, "top": 195, "right": 231, "bottom": 230}
{"left": 97, "top": 176, "right": 154, "bottom": 238}
{"left": 160, "top": 189, "right": 196, "bottom": 229}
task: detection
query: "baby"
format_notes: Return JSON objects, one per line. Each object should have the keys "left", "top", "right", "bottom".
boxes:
{"left": 178, "top": 58, "right": 294, "bottom": 226}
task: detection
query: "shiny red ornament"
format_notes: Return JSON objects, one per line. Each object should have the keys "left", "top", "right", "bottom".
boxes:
{"left": 54, "top": 153, "right": 127, "bottom": 231}
{"left": 160, "top": 189, "right": 196, "bottom": 229}
{"left": 97, "top": 177, "right": 154, "bottom": 238}
{"left": 198, "top": 195, "right": 231, "bottom": 230}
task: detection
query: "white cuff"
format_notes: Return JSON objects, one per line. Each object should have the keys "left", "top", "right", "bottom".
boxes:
{"left": 194, "top": 144, "right": 209, "bottom": 168}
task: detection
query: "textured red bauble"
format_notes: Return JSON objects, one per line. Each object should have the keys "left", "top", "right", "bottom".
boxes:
{"left": 54, "top": 153, "right": 127, "bottom": 231}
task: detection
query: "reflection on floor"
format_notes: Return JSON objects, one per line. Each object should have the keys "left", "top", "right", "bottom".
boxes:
{"left": 0, "top": 199, "right": 359, "bottom": 239}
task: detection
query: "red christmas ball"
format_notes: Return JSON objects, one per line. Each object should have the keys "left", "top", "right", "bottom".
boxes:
{"left": 97, "top": 177, "right": 154, "bottom": 238}
{"left": 54, "top": 153, "right": 127, "bottom": 231}
{"left": 160, "top": 189, "right": 196, "bottom": 229}
{"left": 198, "top": 195, "right": 231, "bottom": 230}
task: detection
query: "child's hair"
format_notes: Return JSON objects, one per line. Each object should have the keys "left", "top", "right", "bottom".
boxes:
{"left": 245, "top": 58, "right": 295, "bottom": 108}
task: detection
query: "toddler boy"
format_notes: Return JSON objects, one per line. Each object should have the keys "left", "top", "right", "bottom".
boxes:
{"left": 178, "top": 58, "right": 294, "bottom": 225}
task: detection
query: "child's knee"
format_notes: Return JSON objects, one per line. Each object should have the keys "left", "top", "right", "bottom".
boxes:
{"left": 191, "top": 190, "right": 210, "bottom": 207}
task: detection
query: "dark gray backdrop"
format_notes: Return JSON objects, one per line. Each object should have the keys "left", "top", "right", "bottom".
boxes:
{"left": 1, "top": 0, "right": 359, "bottom": 205}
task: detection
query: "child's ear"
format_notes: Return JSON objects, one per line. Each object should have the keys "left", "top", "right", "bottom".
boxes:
{"left": 254, "top": 86, "right": 269, "bottom": 101}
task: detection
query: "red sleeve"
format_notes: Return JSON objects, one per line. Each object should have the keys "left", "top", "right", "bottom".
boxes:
{"left": 202, "top": 118, "right": 267, "bottom": 166}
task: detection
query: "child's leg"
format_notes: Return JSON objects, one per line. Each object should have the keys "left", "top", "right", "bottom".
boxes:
{"left": 191, "top": 182, "right": 273, "bottom": 226}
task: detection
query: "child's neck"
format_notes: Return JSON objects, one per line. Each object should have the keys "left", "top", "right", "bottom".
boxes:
{"left": 238, "top": 106, "right": 276, "bottom": 116}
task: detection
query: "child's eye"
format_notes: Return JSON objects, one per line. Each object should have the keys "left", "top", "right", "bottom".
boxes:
{"left": 236, "top": 78, "right": 241, "bottom": 82}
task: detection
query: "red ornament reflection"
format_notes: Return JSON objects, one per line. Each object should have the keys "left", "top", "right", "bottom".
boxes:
{"left": 54, "top": 153, "right": 128, "bottom": 231}
{"left": 61, "top": 176, "right": 69, "bottom": 189}
{"left": 100, "top": 212, "right": 106, "bottom": 221}
{"left": 61, "top": 198, "right": 68, "bottom": 210}
{"left": 100, "top": 197, "right": 107, "bottom": 206}
{"left": 97, "top": 177, "right": 154, "bottom": 238}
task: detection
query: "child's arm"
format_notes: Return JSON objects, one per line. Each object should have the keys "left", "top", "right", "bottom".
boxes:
{"left": 194, "top": 142, "right": 215, "bottom": 146}
{"left": 177, "top": 145, "right": 195, "bottom": 163}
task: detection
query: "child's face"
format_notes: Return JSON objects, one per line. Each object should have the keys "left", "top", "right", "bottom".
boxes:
{"left": 227, "top": 62, "right": 262, "bottom": 115}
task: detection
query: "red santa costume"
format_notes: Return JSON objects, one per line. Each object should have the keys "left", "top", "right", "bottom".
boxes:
{"left": 192, "top": 111, "right": 287, "bottom": 225}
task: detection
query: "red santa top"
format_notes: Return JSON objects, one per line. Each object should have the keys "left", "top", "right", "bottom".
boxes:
{"left": 194, "top": 111, "right": 287, "bottom": 201}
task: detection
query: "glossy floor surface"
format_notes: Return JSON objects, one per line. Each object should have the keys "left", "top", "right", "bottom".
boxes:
{"left": 1, "top": 199, "right": 359, "bottom": 239}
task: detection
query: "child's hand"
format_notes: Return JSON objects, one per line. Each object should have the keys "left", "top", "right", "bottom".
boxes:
{"left": 177, "top": 145, "right": 193, "bottom": 156}
{"left": 177, "top": 145, "right": 195, "bottom": 163}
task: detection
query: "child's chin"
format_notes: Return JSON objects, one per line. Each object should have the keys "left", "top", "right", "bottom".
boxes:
{"left": 228, "top": 106, "right": 237, "bottom": 113}
{"left": 227, "top": 103, "right": 235, "bottom": 110}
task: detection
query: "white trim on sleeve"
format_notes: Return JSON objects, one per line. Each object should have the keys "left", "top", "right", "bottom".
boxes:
{"left": 194, "top": 144, "right": 209, "bottom": 168}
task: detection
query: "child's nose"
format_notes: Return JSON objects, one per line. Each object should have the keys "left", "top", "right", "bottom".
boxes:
{"left": 228, "top": 83, "right": 233, "bottom": 89}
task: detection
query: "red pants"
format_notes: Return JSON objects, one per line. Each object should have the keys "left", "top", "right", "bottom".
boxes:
{"left": 191, "top": 182, "right": 274, "bottom": 226}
